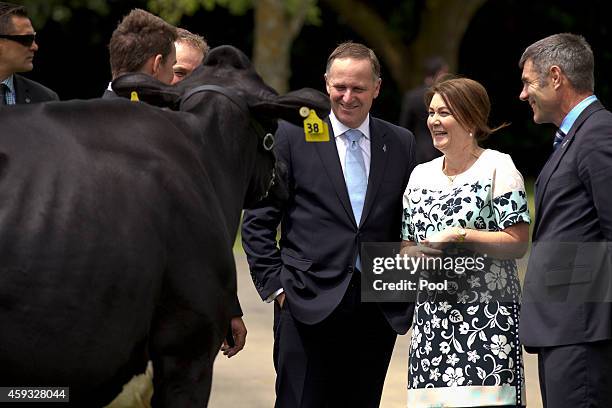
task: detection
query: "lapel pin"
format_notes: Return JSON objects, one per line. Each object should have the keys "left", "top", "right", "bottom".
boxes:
{"left": 382, "top": 144, "right": 387, "bottom": 152}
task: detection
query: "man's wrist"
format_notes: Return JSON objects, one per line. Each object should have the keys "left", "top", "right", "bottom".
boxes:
{"left": 265, "top": 288, "right": 284, "bottom": 303}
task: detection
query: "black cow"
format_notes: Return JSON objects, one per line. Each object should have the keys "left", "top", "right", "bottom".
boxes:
{"left": 0, "top": 45, "right": 329, "bottom": 407}
{"left": 113, "top": 45, "right": 328, "bottom": 249}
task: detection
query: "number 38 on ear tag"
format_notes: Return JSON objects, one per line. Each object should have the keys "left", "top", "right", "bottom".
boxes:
{"left": 300, "top": 107, "right": 330, "bottom": 142}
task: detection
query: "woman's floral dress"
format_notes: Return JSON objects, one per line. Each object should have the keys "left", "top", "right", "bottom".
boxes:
{"left": 401, "top": 149, "right": 530, "bottom": 407}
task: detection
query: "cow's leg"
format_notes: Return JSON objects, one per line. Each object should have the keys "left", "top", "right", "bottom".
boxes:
{"left": 149, "top": 201, "right": 235, "bottom": 407}
{"left": 149, "top": 299, "right": 224, "bottom": 407}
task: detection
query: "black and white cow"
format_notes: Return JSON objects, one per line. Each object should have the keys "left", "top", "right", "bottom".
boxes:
{"left": 0, "top": 45, "right": 329, "bottom": 407}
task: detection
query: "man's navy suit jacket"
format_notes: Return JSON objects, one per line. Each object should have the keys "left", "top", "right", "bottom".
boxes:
{"left": 242, "top": 117, "right": 416, "bottom": 335}
{"left": 13, "top": 74, "right": 58, "bottom": 103}
{"left": 520, "top": 100, "right": 612, "bottom": 348}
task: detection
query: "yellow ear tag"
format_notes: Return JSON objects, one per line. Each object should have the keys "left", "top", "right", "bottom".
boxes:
{"left": 130, "top": 91, "right": 139, "bottom": 102}
{"left": 301, "top": 107, "right": 330, "bottom": 142}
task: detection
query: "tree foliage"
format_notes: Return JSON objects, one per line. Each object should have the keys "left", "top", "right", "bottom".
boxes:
{"left": 21, "top": 0, "right": 486, "bottom": 94}
{"left": 18, "top": 0, "right": 110, "bottom": 27}
{"left": 147, "top": 0, "right": 487, "bottom": 93}
{"left": 147, "top": 0, "right": 319, "bottom": 25}
{"left": 147, "top": 0, "right": 251, "bottom": 24}
{"left": 147, "top": 0, "right": 320, "bottom": 93}
{"left": 322, "top": 0, "right": 487, "bottom": 91}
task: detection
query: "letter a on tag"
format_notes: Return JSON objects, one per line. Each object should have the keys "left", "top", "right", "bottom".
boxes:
{"left": 300, "top": 107, "right": 330, "bottom": 142}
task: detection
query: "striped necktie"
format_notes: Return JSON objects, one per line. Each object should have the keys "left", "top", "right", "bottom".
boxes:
{"left": 553, "top": 128, "right": 566, "bottom": 150}
{"left": 0, "top": 84, "right": 7, "bottom": 105}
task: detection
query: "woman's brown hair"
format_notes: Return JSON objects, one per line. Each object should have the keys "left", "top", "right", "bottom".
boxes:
{"left": 425, "top": 76, "right": 508, "bottom": 142}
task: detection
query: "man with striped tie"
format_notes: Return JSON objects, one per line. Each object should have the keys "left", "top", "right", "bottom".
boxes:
{"left": 242, "top": 42, "right": 416, "bottom": 407}
{"left": 519, "top": 33, "right": 612, "bottom": 407}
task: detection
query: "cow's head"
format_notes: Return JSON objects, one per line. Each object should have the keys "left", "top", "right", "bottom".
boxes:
{"left": 112, "top": 46, "right": 329, "bottom": 213}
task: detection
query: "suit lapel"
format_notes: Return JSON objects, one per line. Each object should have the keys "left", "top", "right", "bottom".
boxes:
{"left": 359, "top": 118, "right": 388, "bottom": 227}
{"left": 533, "top": 100, "right": 604, "bottom": 237}
{"left": 314, "top": 120, "right": 356, "bottom": 226}
{"left": 13, "top": 75, "right": 30, "bottom": 104}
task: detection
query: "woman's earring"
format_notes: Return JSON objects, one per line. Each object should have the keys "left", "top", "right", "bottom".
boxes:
{"left": 469, "top": 132, "right": 473, "bottom": 137}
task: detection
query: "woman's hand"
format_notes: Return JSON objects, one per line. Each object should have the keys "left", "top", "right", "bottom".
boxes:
{"left": 421, "top": 227, "right": 462, "bottom": 250}
{"left": 400, "top": 240, "right": 443, "bottom": 258}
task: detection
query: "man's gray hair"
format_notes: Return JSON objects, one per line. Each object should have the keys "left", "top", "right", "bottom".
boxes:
{"left": 325, "top": 41, "right": 381, "bottom": 82}
{"left": 519, "top": 33, "right": 594, "bottom": 93}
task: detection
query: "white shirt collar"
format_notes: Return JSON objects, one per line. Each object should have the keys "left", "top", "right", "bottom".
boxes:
{"left": 329, "top": 111, "right": 371, "bottom": 140}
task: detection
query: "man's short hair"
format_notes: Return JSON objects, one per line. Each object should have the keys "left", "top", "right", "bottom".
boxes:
{"left": 325, "top": 41, "right": 381, "bottom": 81}
{"left": 519, "top": 33, "right": 594, "bottom": 93}
{"left": 0, "top": 2, "right": 28, "bottom": 34}
{"left": 176, "top": 28, "right": 209, "bottom": 60}
{"left": 108, "top": 9, "right": 177, "bottom": 78}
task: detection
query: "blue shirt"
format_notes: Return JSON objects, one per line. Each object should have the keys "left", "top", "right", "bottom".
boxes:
{"left": 559, "top": 95, "right": 598, "bottom": 135}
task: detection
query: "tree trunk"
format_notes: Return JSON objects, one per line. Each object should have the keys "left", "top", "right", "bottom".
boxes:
{"left": 321, "top": 0, "right": 487, "bottom": 91}
{"left": 253, "top": 0, "right": 310, "bottom": 94}
{"left": 410, "top": 0, "right": 488, "bottom": 85}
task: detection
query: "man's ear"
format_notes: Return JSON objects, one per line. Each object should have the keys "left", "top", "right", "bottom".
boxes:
{"left": 373, "top": 77, "right": 381, "bottom": 98}
{"left": 324, "top": 73, "right": 331, "bottom": 95}
{"left": 151, "top": 54, "right": 164, "bottom": 78}
{"left": 550, "top": 65, "right": 563, "bottom": 89}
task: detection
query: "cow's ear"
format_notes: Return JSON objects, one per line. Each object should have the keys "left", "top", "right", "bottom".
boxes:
{"left": 251, "top": 88, "right": 330, "bottom": 126}
{"left": 112, "top": 73, "right": 182, "bottom": 109}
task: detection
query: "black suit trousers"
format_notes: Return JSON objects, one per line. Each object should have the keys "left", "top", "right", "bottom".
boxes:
{"left": 272, "top": 273, "right": 396, "bottom": 408}
{"left": 536, "top": 340, "right": 612, "bottom": 408}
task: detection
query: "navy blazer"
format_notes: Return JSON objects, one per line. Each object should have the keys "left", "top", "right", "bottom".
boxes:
{"left": 520, "top": 100, "right": 612, "bottom": 348}
{"left": 242, "top": 117, "right": 416, "bottom": 334}
{"left": 13, "top": 74, "right": 58, "bottom": 103}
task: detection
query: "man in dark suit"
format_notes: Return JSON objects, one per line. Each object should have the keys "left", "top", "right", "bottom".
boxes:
{"left": 0, "top": 2, "right": 58, "bottom": 104}
{"left": 103, "top": 9, "right": 177, "bottom": 98}
{"left": 518, "top": 33, "right": 612, "bottom": 407}
{"left": 242, "top": 42, "right": 415, "bottom": 407}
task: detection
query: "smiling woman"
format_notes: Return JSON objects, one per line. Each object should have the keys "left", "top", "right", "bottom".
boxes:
{"left": 400, "top": 77, "right": 531, "bottom": 408}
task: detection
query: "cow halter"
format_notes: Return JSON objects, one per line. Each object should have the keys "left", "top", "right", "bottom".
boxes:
{"left": 179, "top": 84, "right": 277, "bottom": 200}
{"left": 180, "top": 84, "right": 275, "bottom": 152}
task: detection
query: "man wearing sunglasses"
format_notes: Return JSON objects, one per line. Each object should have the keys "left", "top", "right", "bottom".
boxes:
{"left": 0, "top": 2, "right": 58, "bottom": 105}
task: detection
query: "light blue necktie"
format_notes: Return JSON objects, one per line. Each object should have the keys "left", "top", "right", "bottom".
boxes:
{"left": 344, "top": 129, "right": 367, "bottom": 270}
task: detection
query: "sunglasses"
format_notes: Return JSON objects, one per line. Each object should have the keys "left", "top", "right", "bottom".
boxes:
{"left": 0, "top": 33, "right": 36, "bottom": 47}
